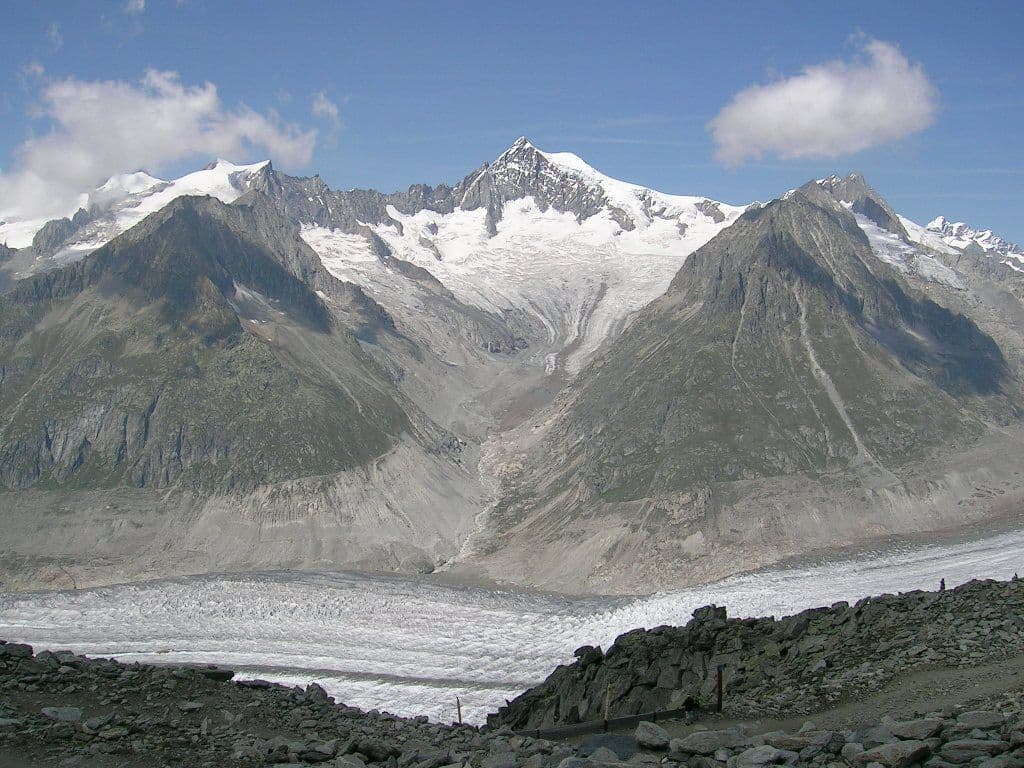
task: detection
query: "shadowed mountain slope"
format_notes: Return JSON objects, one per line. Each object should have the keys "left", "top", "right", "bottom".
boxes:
{"left": 0, "top": 195, "right": 421, "bottom": 492}
{"left": 452, "top": 183, "right": 1022, "bottom": 593}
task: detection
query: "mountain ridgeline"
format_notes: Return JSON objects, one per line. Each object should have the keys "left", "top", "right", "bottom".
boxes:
{"left": 1, "top": 142, "right": 1023, "bottom": 593}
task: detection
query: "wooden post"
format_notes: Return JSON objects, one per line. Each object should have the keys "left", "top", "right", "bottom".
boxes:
{"left": 716, "top": 665, "right": 724, "bottom": 713}
{"left": 456, "top": 696, "right": 462, "bottom": 725}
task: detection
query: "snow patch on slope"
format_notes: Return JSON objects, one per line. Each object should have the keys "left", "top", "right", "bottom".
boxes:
{"left": 854, "top": 212, "right": 965, "bottom": 289}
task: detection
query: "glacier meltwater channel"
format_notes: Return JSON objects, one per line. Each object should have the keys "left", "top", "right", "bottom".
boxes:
{"left": 1, "top": 528, "right": 1023, "bottom": 724}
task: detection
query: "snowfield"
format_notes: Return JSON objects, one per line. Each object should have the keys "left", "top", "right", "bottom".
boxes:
{"left": 854, "top": 213, "right": 966, "bottom": 289}
{"left": 305, "top": 192, "right": 743, "bottom": 375}
{"left": 1, "top": 528, "right": 1022, "bottom": 725}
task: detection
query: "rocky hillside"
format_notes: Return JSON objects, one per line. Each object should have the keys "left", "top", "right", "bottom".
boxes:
{"left": 0, "top": 193, "right": 485, "bottom": 590}
{"left": 0, "top": 194, "right": 417, "bottom": 492}
{"left": 490, "top": 578, "right": 1024, "bottom": 731}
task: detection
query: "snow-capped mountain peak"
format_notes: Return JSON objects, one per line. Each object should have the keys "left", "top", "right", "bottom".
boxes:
{"left": 301, "top": 138, "right": 747, "bottom": 375}
{"left": 0, "top": 158, "right": 271, "bottom": 269}
{"left": 468, "top": 137, "right": 735, "bottom": 234}
{"left": 925, "top": 215, "right": 1024, "bottom": 272}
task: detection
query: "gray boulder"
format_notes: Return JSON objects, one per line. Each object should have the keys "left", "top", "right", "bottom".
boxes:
{"left": 483, "top": 752, "right": 519, "bottom": 768}
{"left": 588, "top": 747, "right": 622, "bottom": 763}
{"left": 940, "top": 739, "right": 1011, "bottom": 762}
{"left": 889, "top": 719, "right": 945, "bottom": 741}
{"left": 854, "top": 740, "right": 931, "bottom": 768}
{"left": 1, "top": 643, "right": 33, "bottom": 658}
{"left": 956, "top": 712, "right": 1004, "bottom": 730}
{"left": 580, "top": 734, "right": 637, "bottom": 760}
{"left": 41, "top": 706, "right": 82, "bottom": 723}
{"left": 671, "top": 728, "right": 746, "bottom": 755}
{"left": 727, "top": 745, "right": 791, "bottom": 768}
{"left": 634, "top": 722, "right": 670, "bottom": 751}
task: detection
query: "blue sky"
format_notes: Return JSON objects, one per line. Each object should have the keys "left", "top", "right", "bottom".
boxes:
{"left": 3, "top": 0, "right": 1023, "bottom": 241}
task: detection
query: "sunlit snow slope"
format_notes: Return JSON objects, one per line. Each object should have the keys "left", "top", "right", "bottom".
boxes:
{"left": 924, "top": 216, "right": 1024, "bottom": 272}
{"left": 0, "top": 159, "right": 268, "bottom": 268}
{"left": 302, "top": 144, "right": 745, "bottom": 374}
{"left": 1, "top": 528, "right": 1021, "bottom": 725}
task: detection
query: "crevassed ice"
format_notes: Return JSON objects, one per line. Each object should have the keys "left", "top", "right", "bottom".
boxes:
{"left": 1, "top": 527, "right": 1021, "bottom": 724}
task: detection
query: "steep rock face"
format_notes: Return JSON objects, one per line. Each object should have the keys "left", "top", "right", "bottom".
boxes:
{"left": 0, "top": 195, "right": 419, "bottom": 493}
{"left": 247, "top": 137, "right": 637, "bottom": 235}
{"left": 246, "top": 162, "right": 542, "bottom": 366}
{"left": 30, "top": 217, "right": 78, "bottom": 258}
{"left": 816, "top": 172, "right": 908, "bottom": 239}
{"left": 451, "top": 183, "right": 1020, "bottom": 593}
{"left": 455, "top": 137, "right": 615, "bottom": 227}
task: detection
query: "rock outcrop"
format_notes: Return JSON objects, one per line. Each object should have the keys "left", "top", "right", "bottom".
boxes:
{"left": 490, "top": 579, "right": 1024, "bottom": 731}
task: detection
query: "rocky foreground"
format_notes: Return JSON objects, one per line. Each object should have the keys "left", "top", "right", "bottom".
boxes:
{"left": 1, "top": 579, "right": 1023, "bottom": 767}
{"left": 492, "top": 579, "right": 1024, "bottom": 730}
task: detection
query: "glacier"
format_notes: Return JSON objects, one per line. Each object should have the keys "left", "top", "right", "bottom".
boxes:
{"left": 1, "top": 526, "right": 1022, "bottom": 725}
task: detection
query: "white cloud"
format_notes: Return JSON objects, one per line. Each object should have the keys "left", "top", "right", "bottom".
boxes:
{"left": 1, "top": 69, "right": 317, "bottom": 220}
{"left": 46, "top": 22, "right": 63, "bottom": 51}
{"left": 708, "top": 39, "right": 937, "bottom": 166}
{"left": 21, "top": 61, "right": 46, "bottom": 79}
{"left": 124, "top": 0, "right": 145, "bottom": 14}
{"left": 312, "top": 92, "right": 341, "bottom": 127}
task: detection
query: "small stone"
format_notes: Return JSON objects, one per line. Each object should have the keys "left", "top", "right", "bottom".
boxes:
{"left": 98, "top": 726, "right": 130, "bottom": 740}
{"left": 355, "top": 738, "right": 400, "bottom": 763}
{"left": 41, "top": 706, "right": 83, "bottom": 723}
{"left": 178, "top": 701, "right": 203, "bottom": 712}
{"left": 83, "top": 714, "right": 114, "bottom": 731}
{"left": 842, "top": 744, "right": 865, "bottom": 761}
{"left": 956, "top": 712, "right": 1004, "bottom": 730}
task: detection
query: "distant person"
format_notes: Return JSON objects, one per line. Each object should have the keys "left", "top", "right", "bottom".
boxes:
{"left": 940, "top": 578, "right": 946, "bottom": 591}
